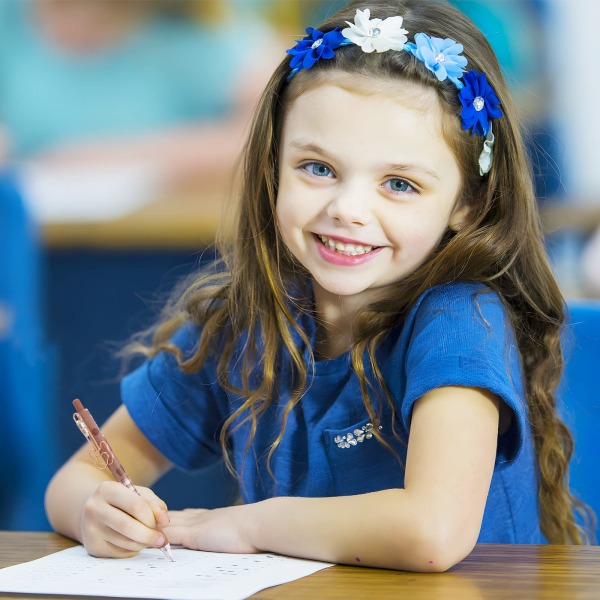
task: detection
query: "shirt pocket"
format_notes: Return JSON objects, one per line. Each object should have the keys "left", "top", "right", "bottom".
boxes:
{"left": 323, "top": 418, "right": 405, "bottom": 496}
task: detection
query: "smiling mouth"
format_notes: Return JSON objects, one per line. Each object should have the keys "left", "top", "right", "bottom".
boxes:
{"left": 317, "top": 234, "right": 378, "bottom": 256}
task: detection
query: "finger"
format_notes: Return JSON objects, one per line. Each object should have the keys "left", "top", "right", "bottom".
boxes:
{"left": 161, "top": 522, "right": 196, "bottom": 548}
{"left": 104, "top": 523, "right": 166, "bottom": 553}
{"left": 85, "top": 536, "right": 145, "bottom": 559}
{"left": 81, "top": 517, "right": 144, "bottom": 559}
{"left": 162, "top": 509, "right": 210, "bottom": 549}
{"left": 85, "top": 542, "right": 138, "bottom": 559}
{"left": 103, "top": 503, "right": 166, "bottom": 548}
{"left": 99, "top": 482, "right": 159, "bottom": 529}
{"left": 138, "top": 487, "right": 169, "bottom": 512}
{"left": 84, "top": 492, "right": 165, "bottom": 550}
{"left": 105, "top": 540, "right": 141, "bottom": 559}
{"left": 85, "top": 520, "right": 166, "bottom": 559}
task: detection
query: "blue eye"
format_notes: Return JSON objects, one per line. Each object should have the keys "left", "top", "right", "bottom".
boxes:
{"left": 386, "top": 178, "right": 414, "bottom": 193}
{"left": 303, "top": 162, "right": 332, "bottom": 177}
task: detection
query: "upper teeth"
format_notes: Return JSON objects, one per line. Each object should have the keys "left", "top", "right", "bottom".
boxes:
{"left": 319, "top": 235, "right": 374, "bottom": 255}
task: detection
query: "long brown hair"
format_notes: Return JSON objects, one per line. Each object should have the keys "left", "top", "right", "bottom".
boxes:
{"left": 130, "top": 0, "right": 594, "bottom": 543}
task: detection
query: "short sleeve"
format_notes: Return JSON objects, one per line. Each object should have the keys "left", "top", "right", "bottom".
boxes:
{"left": 121, "top": 324, "right": 228, "bottom": 472}
{"left": 400, "top": 283, "right": 526, "bottom": 468}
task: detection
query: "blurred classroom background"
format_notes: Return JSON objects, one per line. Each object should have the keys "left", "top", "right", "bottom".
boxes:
{"left": 1, "top": 0, "right": 599, "bottom": 532}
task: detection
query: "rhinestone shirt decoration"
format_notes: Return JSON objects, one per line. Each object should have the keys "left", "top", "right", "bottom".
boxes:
{"left": 473, "top": 96, "right": 485, "bottom": 111}
{"left": 334, "top": 423, "right": 382, "bottom": 449}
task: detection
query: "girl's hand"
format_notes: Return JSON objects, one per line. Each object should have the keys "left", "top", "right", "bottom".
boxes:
{"left": 80, "top": 481, "right": 170, "bottom": 558}
{"left": 165, "top": 505, "right": 259, "bottom": 554}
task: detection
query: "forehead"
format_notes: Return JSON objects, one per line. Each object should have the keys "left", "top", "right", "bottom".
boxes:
{"left": 285, "top": 69, "right": 443, "bottom": 116}
{"left": 281, "top": 73, "right": 458, "bottom": 170}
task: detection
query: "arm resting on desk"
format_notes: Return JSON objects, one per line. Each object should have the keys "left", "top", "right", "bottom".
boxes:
{"left": 45, "top": 387, "right": 498, "bottom": 570}
{"left": 165, "top": 386, "right": 500, "bottom": 572}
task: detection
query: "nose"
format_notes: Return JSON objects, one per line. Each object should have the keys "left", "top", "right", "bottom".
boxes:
{"left": 326, "top": 182, "right": 371, "bottom": 226}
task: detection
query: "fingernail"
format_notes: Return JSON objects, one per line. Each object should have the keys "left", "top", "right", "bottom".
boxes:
{"left": 155, "top": 535, "right": 165, "bottom": 548}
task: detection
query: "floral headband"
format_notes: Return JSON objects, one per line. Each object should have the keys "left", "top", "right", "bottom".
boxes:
{"left": 286, "top": 8, "right": 502, "bottom": 176}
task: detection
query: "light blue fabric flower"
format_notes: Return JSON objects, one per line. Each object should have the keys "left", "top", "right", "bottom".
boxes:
{"left": 405, "top": 32, "right": 467, "bottom": 88}
{"left": 286, "top": 27, "right": 347, "bottom": 78}
{"left": 459, "top": 70, "right": 502, "bottom": 136}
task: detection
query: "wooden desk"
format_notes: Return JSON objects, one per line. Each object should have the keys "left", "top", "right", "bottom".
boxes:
{"left": 1, "top": 532, "right": 599, "bottom": 599}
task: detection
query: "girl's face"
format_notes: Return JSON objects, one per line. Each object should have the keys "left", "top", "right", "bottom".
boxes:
{"left": 276, "top": 75, "right": 467, "bottom": 309}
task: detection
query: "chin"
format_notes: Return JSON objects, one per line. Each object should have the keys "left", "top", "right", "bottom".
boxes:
{"left": 315, "top": 279, "right": 374, "bottom": 298}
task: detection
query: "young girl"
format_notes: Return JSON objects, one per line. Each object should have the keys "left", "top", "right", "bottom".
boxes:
{"left": 45, "top": 0, "right": 593, "bottom": 572}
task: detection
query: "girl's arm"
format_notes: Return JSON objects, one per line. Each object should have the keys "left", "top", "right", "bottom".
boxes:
{"left": 166, "top": 385, "right": 500, "bottom": 572}
{"left": 45, "top": 405, "right": 172, "bottom": 558}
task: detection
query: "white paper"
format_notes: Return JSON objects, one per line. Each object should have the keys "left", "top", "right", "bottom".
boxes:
{"left": 0, "top": 545, "right": 333, "bottom": 600}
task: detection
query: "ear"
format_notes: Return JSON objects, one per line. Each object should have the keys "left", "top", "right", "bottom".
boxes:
{"left": 448, "top": 203, "right": 470, "bottom": 232}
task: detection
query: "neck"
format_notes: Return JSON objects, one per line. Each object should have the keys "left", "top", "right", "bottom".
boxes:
{"left": 312, "top": 284, "right": 376, "bottom": 359}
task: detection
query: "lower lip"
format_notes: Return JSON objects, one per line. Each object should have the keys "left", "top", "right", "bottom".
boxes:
{"left": 314, "top": 235, "right": 382, "bottom": 266}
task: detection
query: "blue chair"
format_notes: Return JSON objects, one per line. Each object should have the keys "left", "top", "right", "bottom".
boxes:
{"left": 0, "top": 172, "right": 56, "bottom": 530}
{"left": 560, "top": 301, "right": 600, "bottom": 543}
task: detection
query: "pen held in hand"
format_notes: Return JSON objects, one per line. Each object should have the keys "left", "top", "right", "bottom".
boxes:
{"left": 72, "top": 398, "right": 174, "bottom": 562}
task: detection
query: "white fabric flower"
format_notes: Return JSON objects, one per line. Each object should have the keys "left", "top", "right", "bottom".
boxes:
{"left": 341, "top": 8, "right": 408, "bottom": 53}
{"left": 478, "top": 122, "right": 495, "bottom": 175}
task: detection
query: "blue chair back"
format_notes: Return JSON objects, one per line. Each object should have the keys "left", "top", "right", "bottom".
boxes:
{"left": 0, "top": 172, "right": 56, "bottom": 530}
{"left": 560, "top": 301, "right": 600, "bottom": 543}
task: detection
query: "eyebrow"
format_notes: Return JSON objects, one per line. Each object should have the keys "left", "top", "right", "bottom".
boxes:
{"left": 385, "top": 163, "right": 442, "bottom": 181}
{"left": 289, "top": 140, "right": 327, "bottom": 155}
{"left": 288, "top": 139, "right": 442, "bottom": 181}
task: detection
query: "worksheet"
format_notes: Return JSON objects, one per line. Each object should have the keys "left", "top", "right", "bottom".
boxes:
{"left": 0, "top": 546, "right": 333, "bottom": 600}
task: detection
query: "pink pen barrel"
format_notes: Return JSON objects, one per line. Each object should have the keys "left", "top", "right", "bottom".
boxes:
{"left": 72, "top": 399, "right": 130, "bottom": 484}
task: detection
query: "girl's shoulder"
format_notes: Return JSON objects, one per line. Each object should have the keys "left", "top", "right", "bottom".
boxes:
{"left": 405, "top": 281, "right": 509, "bottom": 332}
{"left": 412, "top": 281, "right": 504, "bottom": 312}
{"left": 391, "top": 281, "right": 514, "bottom": 358}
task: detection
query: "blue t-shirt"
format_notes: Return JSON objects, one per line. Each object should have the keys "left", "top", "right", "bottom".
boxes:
{"left": 122, "top": 282, "right": 541, "bottom": 544}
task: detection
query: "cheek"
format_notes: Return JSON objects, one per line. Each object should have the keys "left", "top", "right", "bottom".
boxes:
{"left": 275, "top": 196, "right": 291, "bottom": 230}
{"left": 387, "top": 220, "right": 448, "bottom": 256}
{"left": 275, "top": 194, "right": 301, "bottom": 248}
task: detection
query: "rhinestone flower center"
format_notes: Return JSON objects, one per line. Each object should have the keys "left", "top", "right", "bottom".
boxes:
{"left": 311, "top": 38, "right": 323, "bottom": 49}
{"left": 368, "top": 27, "right": 381, "bottom": 37}
{"left": 473, "top": 96, "right": 485, "bottom": 111}
{"left": 435, "top": 52, "right": 446, "bottom": 63}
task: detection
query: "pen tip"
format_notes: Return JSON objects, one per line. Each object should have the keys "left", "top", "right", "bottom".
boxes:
{"left": 161, "top": 543, "right": 175, "bottom": 562}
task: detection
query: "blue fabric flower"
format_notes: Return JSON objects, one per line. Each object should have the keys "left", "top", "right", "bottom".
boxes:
{"left": 286, "top": 27, "right": 347, "bottom": 76}
{"left": 405, "top": 32, "right": 467, "bottom": 88}
{"left": 459, "top": 70, "right": 502, "bottom": 136}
